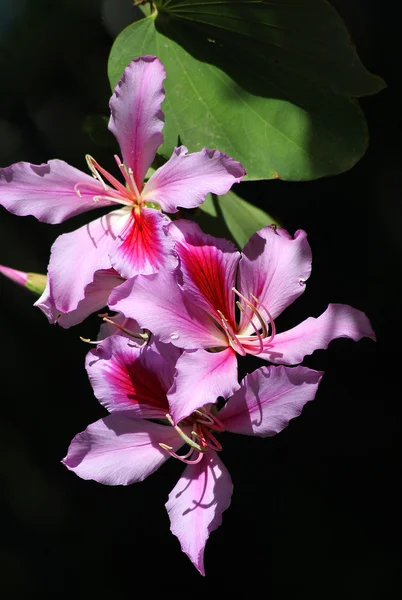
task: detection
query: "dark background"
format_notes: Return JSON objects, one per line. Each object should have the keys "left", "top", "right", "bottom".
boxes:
{"left": 0, "top": 0, "right": 400, "bottom": 597}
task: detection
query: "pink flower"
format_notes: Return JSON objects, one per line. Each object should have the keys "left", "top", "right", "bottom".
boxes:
{"left": 63, "top": 335, "right": 323, "bottom": 575}
{"left": 0, "top": 56, "right": 245, "bottom": 326}
{"left": 110, "top": 220, "right": 376, "bottom": 423}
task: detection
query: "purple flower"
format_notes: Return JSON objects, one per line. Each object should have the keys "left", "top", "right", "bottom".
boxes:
{"left": 63, "top": 335, "right": 323, "bottom": 575}
{"left": 0, "top": 56, "right": 245, "bottom": 327}
{"left": 110, "top": 220, "right": 376, "bottom": 423}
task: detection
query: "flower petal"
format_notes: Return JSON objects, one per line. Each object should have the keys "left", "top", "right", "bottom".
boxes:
{"left": 259, "top": 303, "right": 376, "bottom": 365}
{"left": 0, "top": 159, "right": 112, "bottom": 223}
{"left": 109, "top": 271, "right": 226, "bottom": 349}
{"left": 35, "top": 268, "right": 122, "bottom": 328}
{"left": 108, "top": 56, "right": 165, "bottom": 190}
{"left": 168, "top": 220, "right": 240, "bottom": 326}
{"left": 237, "top": 227, "right": 312, "bottom": 333}
{"left": 85, "top": 336, "right": 174, "bottom": 417}
{"left": 142, "top": 146, "right": 245, "bottom": 213}
{"left": 167, "top": 348, "right": 239, "bottom": 424}
{"left": 166, "top": 450, "right": 232, "bottom": 575}
{"left": 63, "top": 414, "right": 183, "bottom": 485}
{"left": 109, "top": 207, "right": 177, "bottom": 279}
{"left": 47, "top": 209, "right": 128, "bottom": 313}
{"left": 219, "top": 365, "right": 323, "bottom": 436}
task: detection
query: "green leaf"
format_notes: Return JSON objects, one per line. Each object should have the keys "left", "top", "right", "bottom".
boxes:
{"left": 188, "top": 191, "right": 280, "bottom": 248}
{"left": 108, "top": 3, "right": 385, "bottom": 181}
{"left": 155, "top": 0, "right": 384, "bottom": 98}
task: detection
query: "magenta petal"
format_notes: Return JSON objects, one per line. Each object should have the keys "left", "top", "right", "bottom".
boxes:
{"left": 109, "top": 207, "right": 177, "bottom": 279}
{"left": 142, "top": 146, "right": 245, "bottom": 213}
{"left": 260, "top": 303, "right": 376, "bottom": 365}
{"left": 219, "top": 365, "right": 323, "bottom": 437}
{"left": 108, "top": 56, "right": 165, "bottom": 190}
{"left": 166, "top": 450, "right": 233, "bottom": 576}
{"left": 237, "top": 227, "right": 312, "bottom": 332}
{"left": 63, "top": 415, "right": 183, "bottom": 485}
{"left": 0, "top": 159, "right": 112, "bottom": 223}
{"left": 110, "top": 271, "right": 226, "bottom": 349}
{"left": 85, "top": 336, "right": 173, "bottom": 417}
{"left": 47, "top": 209, "right": 128, "bottom": 313}
{"left": 168, "top": 220, "right": 240, "bottom": 326}
{"left": 35, "top": 268, "right": 122, "bottom": 328}
{"left": 167, "top": 348, "right": 239, "bottom": 424}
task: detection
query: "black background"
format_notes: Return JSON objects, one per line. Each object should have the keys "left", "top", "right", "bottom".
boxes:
{"left": 0, "top": 0, "right": 400, "bottom": 597}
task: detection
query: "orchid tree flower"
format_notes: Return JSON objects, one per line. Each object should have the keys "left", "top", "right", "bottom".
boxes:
{"left": 63, "top": 334, "right": 323, "bottom": 575}
{"left": 110, "top": 220, "right": 376, "bottom": 424}
{"left": 0, "top": 56, "right": 245, "bottom": 326}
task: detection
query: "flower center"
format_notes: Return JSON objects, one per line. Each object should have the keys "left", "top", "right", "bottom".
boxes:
{"left": 159, "top": 408, "right": 225, "bottom": 465}
{"left": 216, "top": 288, "right": 276, "bottom": 356}
{"left": 74, "top": 154, "right": 143, "bottom": 209}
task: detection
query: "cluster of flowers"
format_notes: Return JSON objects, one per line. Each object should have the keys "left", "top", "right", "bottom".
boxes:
{"left": 0, "top": 56, "right": 375, "bottom": 575}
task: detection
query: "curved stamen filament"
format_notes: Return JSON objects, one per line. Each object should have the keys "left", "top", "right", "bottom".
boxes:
{"left": 217, "top": 309, "right": 247, "bottom": 356}
{"left": 250, "top": 294, "right": 276, "bottom": 344}
{"left": 193, "top": 409, "right": 226, "bottom": 432}
{"left": 165, "top": 414, "right": 208, "bottom": 453}
{"left": 79, "top": 336, "right": 102, "bottom": 345}
{"left": 86, "top": 154, "right": 131, "bottom": 198}
{"left": 237, "top": 301, "right": 264, "bottom": 353}
{"left": 232, "top": 287, "right": 268, "bottom": 338}
{"left": 159, "top": 444, "right": 204, "bottom": 465}
{"left": 99, "top": 314, "right": 149, "bottom": 342}
{"left": 114, "top": 155, "right": 141, "bottom": 200}
{"left": 203, "top": 429, "right": 223, "bottom": 451}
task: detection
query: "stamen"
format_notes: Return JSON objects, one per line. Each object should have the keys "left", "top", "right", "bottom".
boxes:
{"left": 250, "top": 294, "right": 276, "bottom": 343}
{"left": 86, "top": 154, "right": 131, "bottom": 198}
{"left": 238, "top": 302, "right": 264, "bottom": 354}
{"left": 217, "top": 309, "right": 247, "bottom": 356}
{"left": 100, "top": 315, "right": 149, "bottom": 342}
{"left": 165, "top": 414, "right": 207, "bottom": 453}
{"left": 114, "top": 155, "right": 141, "bottom": 200}
{"left": 193, "top": 409, "right": 225, "bottom": 432}
{"left": 203, "top": 429, "right": 223, "bottom": 451}
{"left": 74, "top": 181, "right": 113, "bottom": 197}
{"left": 232, "top": 287, "right": 268, "bottom": 338}
{"left": 159, "top": 443, "right": 194, "bottom": 460}
{"left": 79, "top": 336, "right": 102, "bottom": 345}
{"left": 159, "top": 444, "right": 204, "bottom": 465}
{"left": 92, "top": 194, "right": 133, "bottom": 207}
{"left": 128, "top": 167, "right": 141, "bottom": 200}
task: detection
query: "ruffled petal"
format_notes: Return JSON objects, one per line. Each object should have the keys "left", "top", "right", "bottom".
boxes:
{"left": 167, "top": 348, "right": 239, "bottom": 424}
{"left": 237, "top": 227, "right": 312, "bottom": 333}
{"left": 219, "top": 365, "right": 323, "bottom": 437}
{"left": 109, "top": 271, "right": 226, "bottom": 349}
{"left": 85, "top": 336, "right": 173, "bottom": 417}
{"left": 166, "top": 450, "right": 233, "bottom": 576}
{"left": 142, "top": 146, "right": 245, "bottom": 213}
{"left": 0, "top": 159, "right": 112, "bottom": 223}
{"left": 47, "top": 209, "right": 128, "bottom": 313}
{"left": 258, "top": 303, "right": 376, "bottom": 365}
{"left": 63, "top": 414, "right": 183, "bottom": 485}
{"left": 108, "top": 56, "right": 165, "bottom": 190}
{"left": 168, "top": 220, "right": 240, "bottom": 326}
{"left": 35, "top": 268, "right": 122, "bottom": 328}
{"left": 109, "top": 207, "right": 176, "bottom": 279}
